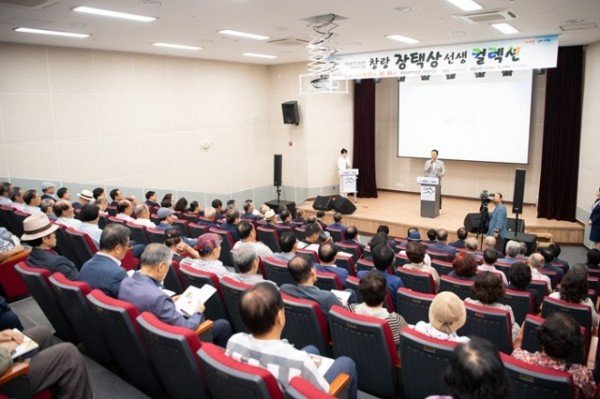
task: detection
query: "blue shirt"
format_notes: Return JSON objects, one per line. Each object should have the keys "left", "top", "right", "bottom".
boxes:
{"left": 487, "top": 203, "right": 508, "bottom": 238}
{"left": 357, "top": 269, "right": 403, "bottom": 306}
{"left": 119, "top": 272, "right": 203, "bottom": 330}
{"left": 315, "top": 264, "right": 349, "bottom": 287}
{"left": 428, "top": 242, "right": 457, "bottom": 259}
{"left": 79, "top": 253, "right": 127, "bottom": 298}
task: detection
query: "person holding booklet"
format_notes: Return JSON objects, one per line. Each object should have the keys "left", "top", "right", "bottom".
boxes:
{"left": 226, "top": 282, "right": 358, "bottom": 399}
{"left": 118, "top": 244, "right": 232, "bottom": 347}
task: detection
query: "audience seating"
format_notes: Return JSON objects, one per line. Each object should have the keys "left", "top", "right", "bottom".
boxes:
{"left": 393, "top": 253, "right": 409, "bottom": 268}
{"left": 293, "top": 226, "right": 306, "bottom": 242}
{"left": 495, "top": 262, "right": 511, "bottom": 281}
{"left": 344, "top": 276, "right": 362, "bottom": 303}
{"left": 0, "top": 250, "right": 30, "bottom": 299}
{"left": 286, "top": 376, "right": 336, "bottom": 399}
{"left": 356, "top": 259, "right": 374, "bottom": 273}
{"left": 105, "top": 206, "right": 117, "bottom": 216}
{"left": 15, "top": 262, "right": 78, "bottom": 343}
{"left": 439, "top": 275, "right": 474, "bottom": 300}
{"left": 460, "top": 301, "right": 513, "bottom": 354}
{"left": 0, "top": 361, "right": 52, "bottom": 399}
{"left": 501, "top": 353, "right": 574, "bottom": 398}
{"left": 396, "top": 288, "right": 435, "bottom": 325}
{"left": 297, "top": 248, "right": 319, "bottom": 263}
{"left": 521, "top": 314, "right": 586, "bottom": 365}
{"left": 541, "top": 297, "right": 592, "bottom": 344}
{"left": 107, "top": 216, "right": 125, "bottom": 225}
{"left": 263, "top": 256, "right": 296, "bottom": 286}
{"left": 220, "top": 276, "right": 251, "bottom": 333}
{"left": 11, "top": 210, "right": 28, "bottom": 237}
{"left": 314, "top": 272, "right": 343, "bottom": 291}
{"left": 87, "top": 289, "right": 163, "bottom": 394}
{"left": 540, "top": 270, "right": 559, "bottom": 289}
{"left": 529, "top": 279, "right": 549, "bottom": 299}
{"left": 498, "top": 288, "right": 534, "bottom": 325}
{"left": 326, "top": 227, "right": 346, "bottom": 243}
{"left": 53, "top": 224, "right": 81, "bottom": 268}
{"left": 64, "top": 227, "right": 96, "bottom": 266}
{"left": 48, "top": 273, "right": 114, "bottom": 365}
{"left": 334, "top": 253, "right": 355, "bottom": 276}
{"left": 427, "top": 250, "right": 451, "bottom": 262}
{"left": 400, "top": 327, "right": 456, "bottom": 398}
{"left": 145, "top": 227, "right": 165, "bottom": 244}
{"left": 179, "top": 265, "right": 228, "bottom": 321}
{"left": 137, "top": 312, "right": 211, "bottom": 398}
{"left": 198, "top": 342, "right": 284, "bottom": 399}
{"left": 334, "top": 243, "right": 361, "bottom": 262}
{"left": 281, "top": 293, "right": 331, "bottom": 356}
{"left": 126, "top": 222, "right": 149, "bottom": 245}
{"left": 188, "top": 222, "right": 208, "bottom": 238}
{"left": 395, "top": 267, "right": 436, "bottom": 294}
{"left": 431, "top": 259, "right": 453, "bottom": 276}
{"left": 172, "top": 219, "right": 191, "bottom": 237}
{"left": 209, "top": 227, "right": 236, "bottom": 266}
{"left": 329, "top": 305, "right": 399, "bottom": 398}
{"left": 181, "top": 213, "right": 199, "bottom": 224}
{"left": 163, "top": 260, "right": 183, "bottom": 294}
{"left": 256, "top": 227, "right": 280, "bottom": 253}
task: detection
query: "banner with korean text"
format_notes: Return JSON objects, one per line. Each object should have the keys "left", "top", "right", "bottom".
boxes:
{"left": 331, "top": 35, "right": 558, "bottom": 80}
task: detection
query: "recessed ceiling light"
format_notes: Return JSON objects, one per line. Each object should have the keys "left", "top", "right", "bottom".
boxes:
{"left": 73, "top": 6, "right": 156, "bottom": 22}
{"left": 566, "top": 18, "right": 585, "bottom": 24}
{"left": 386, "top": 34, "right": 420, "bottom": 44}
{"left": 242, "top": 52, "right": 277, "bottom": 59}
{"left": 219, "top": 29, "right": 270, "bottom": 41}
{"left": 394, "top": 6, "right": 420, "bottom": 12}
{"left": 152, "top": 42, "right": 201, "bottom": 51}
{"left": 444, "top": 0, "right": 483, "bottom": 12}
{"left": 491, "top": 23, "right": 519, "bottom": 34}
{"left": 14, "top": 27, "right": 90, "bottom": 38}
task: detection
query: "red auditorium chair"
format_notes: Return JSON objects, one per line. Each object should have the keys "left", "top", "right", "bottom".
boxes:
{"left": 274, "top": 224, "right": 293, "bottom": 235}
{"left": 64, "top": 227, "right": 97, "bottom": 266}
{"left": 395, "top": 267, "right": 436, "bottom": 294}
{"left": 439, "top": 275, "right": 474, "bottom": 300}
{"left": 540, "top": 269, "right": 559, "bottom": 289}
{"left": 179, "top": 264, "right": 228, "bottom": 321}
{"left": 263, "top": 256, "right": 296, "bottom": 286}
{"left": 11, "top": 209, "right": 29, "bottom": 237}
{"left": 361, "top": 247, "right": 372, "bottom": 260}
{"left": 126, "top": 222, "right": 149, "bottom": 245}
{"left": 501, "top": 353, "right": 574, "bottom": 398}
{"left": 293, "top": 226, "right": 306, "bottom": 242}
{"left": 326, "top": 227, "right": 346, "bottom": 243}
{"left": 137, "top": 312, "right": 212, "bottom": 398}
{"left": 256, "top": 226, "right": 281, "bottom": 253}
{"left": 394, "top": 252, "right": 409, "bottom": 268}
{"left": 541, "top": 297, "right": 592, "bottom": 344}
{"left": 328, "top": 305, "right": 400, "bottom": 398}
{"left": 188, "top": 222, "right": 208, "bottom": 238}
{"left": 427, "top": 250, "right": 452, "bottom": 262}
{"left": 48, "top": 273, "right": 114, "bottom": 365}
{"left": 529, "top": 279, "right": 549, "bottom": 299}
{"left": 87, "top": 290, "right": 163, "bottom": 394}
{"left": 0, "top": 361, "right": 52, "bottom": 399}
{"left": 400, "top": 327, "right": 457, "bottom": 398}
{"left": 219, "top": 276, "right": 251, "bottom": 333}
{"left": 0, "top": 206, "right": 21, "bottom": 236}
{"left": 209, "top": 227, "right": 236, "bottom": 266}
{"left": 345, "top": 276, "right": 363, "bottom": 302}
{"left": 15, "top": 262, "right": 78, "bottom": 343}
{"left": 107, "top": 216, "right": 125, "bottom": 225}
{"left": 460, "top": 302, "right": 513, "bottom": 354}
{"left": 172, "top": 219, "right": 191, "bottom": 237}
{"left": 281, "top": 293, "right": 330, "bottom": 356}
{"left": 498, "top": 288, "right": 534, "bottom": 325}
{"left": 297, "top": 247, "right": 319, "bottom": 263}
{"left": 521, "top": 314, "right": 586, "bottom": 365}
{"left": 334, "top": 252, "right": 356, "bottom": 276}
{"left": 163, "top": 260, "right": 183, "bottom": 294}
{"left": 0, "top": 250, "right": 29, "bottom": 299}
{"left": 356, "top": 259, "right": 374, "bottom": 273}
{"left": 286, "top": 376, "right": 349, "bottom": 399}
{"left": 431, "top": 259, "right": 453, "bottom": 276}
{"left": 495, "top": 261, "right": 512, "bottom": 281}
{"left": 105, "top": 206, "right": 117, "bottom": 216}
{"left": 145, "top": 227, "right": 165, "bottom": 244}
{"left": 53, "top": 224, "right": 80, "bottom": 267}
{"left": 333, "top": 242, "right": 361, "bottom": 262}
{"left": 314, "top": 272, "right": 343, "bottom": 291}
{"left": 396, "top": 288, "right": 435, "bottom": 325}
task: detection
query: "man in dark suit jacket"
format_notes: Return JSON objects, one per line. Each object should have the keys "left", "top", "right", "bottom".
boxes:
{"left": 241, "top": 200, "right": 261, "bottom": 221}
{"left": 341, "top": 226, "right": 365, "bottom": 252}
{"left": 328, "top": 212, "right": 346, "bottom": 231}
{"left": 540, "top": 247, "right": 565, "bottom": 281}
{"left": 449, "top": 227, "right": 468, "bottom": 248}
{"left": 78, "top": 224, "right": 129, "bottom": 297}
{"left": 144, "top": 190, "right": 159, "bottom": 208}
{"left": 220, "top": 209, "right": 240, "bottom": 242}
{"left": 429, "top": 229, "right": 457, "bottom": 260}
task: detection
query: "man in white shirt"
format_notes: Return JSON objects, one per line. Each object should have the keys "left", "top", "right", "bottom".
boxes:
{"left": 232, "top": 221, "right": 273, "bottom": 260}
{"left": 79, "top": 204, "right": 103, "bottom": 248}
{"left": 22, "top": 190, "right": 42, "bottom": 215}
{"left": 115, "top": 200, "right": 135, "bottom": 223}
{"left": 225, "top": 282, "right": 358, "bottom": 398}
{"left": 132, "top": 204, "right": 156, "bottom": 228}
{"left": 528, "top": 253, "right": 552, "bottom": 293}
{"left": 337, "top": 148, "right": 356, "bottom": 202}
{"left": 10, "top": 187, "right": 25, "bottom": 210}
{"left": 54, "top": 200, "right": 83, "bottom": 230}
{"left": 423, "top": 149, "right": 446, "bottom": 208}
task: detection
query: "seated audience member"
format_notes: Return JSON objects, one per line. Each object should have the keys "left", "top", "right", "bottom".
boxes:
{"left": 512, "top": 312, "right": 596, "bottom": 398}
{"left": 540, "top": 247, "right": 565, "bottom": 280}
{"left": 164, "top": 228, "right": 199, "bottom": 262}
{"left": 315, "top": 210, "right": 327, "bottom": 230}
{"left": 306, "top": 215, "right": 317, "bottom": 224}
{"left": 274, "top": 232, "right": 298, "bottom": 261}
{"left": 0, "top": 182, "right": 12, "bottom": 206}
{"left": 341, "top": 226, "right": 364, "bottom": 251}
{"left": 465, "top": 272, "right": 520, "bottom": 342}
{"left": 0, "top": 228, "right": 27, "bottom": 264}
{"left": 40, "top": 198, "right": 56, "bottom": 221}
{"left": 241, "top": 200, "right": 261, "bottom": 220}
{"left": 119, "top": 244, "right": 232, "bottom": 346}
{"left": 79, "top": 205, "right": 103, "bottom": 248}
{"left": 109, "top": 188, "right": 123, "bottom": 208}
{"left": 413, "top": 291, "right": 470, "bottom": 343}
{"left": 72, "top": 189, "right": 93, "bottom": 210}
{"left": 40, "top": 182, "right": 57, "bottom": 201}
{"left": 279, "top": 209, "right": 292, "bottom": 226}
{"left": 54, "top": 200, "right": 83, "bottom": 229}
{"left": 22, "top": 189, "right": 42, "bottom": 215}
{"left": 549, "top": 243, "right": 569, "bottom": 270}
{"left": 212, "top": 198, "right": 225, "bottom": 220}
{"left": 232, "top": 221, "right": 273, "bottom": 259}
{"left": 174, "top": 197, "right": 188, "bottom": 214}
{"left": 226, "top": 283, "right": 358, "bottom": 398}
{"left": 403, "top": 241, "right": 440, "bottom": 288}
{"left": 132, "top": 204, "right": 156, "bottom": 228}
{"left": 293, "top": 208, "right": 306, "bottom": 224}
{"left": 429, "top": 229, "right": 457, "bottom": 259}
{"left": 78, "top": 224, "right": 130, "bottom": 297}
{"left": 145, "top": 191, "right": 158, "bottom": 207}
{"left": 180, "top": 233, "right": 233, "bottom": 278}
{"left": 449, "top": 227, "right": 468, "bottom": 248}
{"left": 398, "top": 234, "right": 432, "bottom": 266}
{"left": 406, "top": 228, "right": 421, "bottom": 243}
{"left": 349, "top": 272, "right": 407, "bottom": 353}
{"left": 115, "top": 200, "right": 135, "bottom": 222}
{"left": 22, "top": 213, "right": 79, "bottom": 280}
{"left": 328, "top": 213, "right": 346, "bottom": 231}
{"left": 155, "top": 207, "right": 196, "bottom": 247}
{"left": 357, "top": 245, "right": 403, "bottom": 306}
{"left": 448, "top": 252, "right": 478, "bottom": 281}
{"left": 424, "top": 228, "right": 437, "bottom": 245}
{"left": 503, "top": 240, "right": 522, "bottom": 264}
{"left": 549, "top": 269, "right": 599, "bottom": 327}
{"left": 477, "top": 249, "right": 508, "bottom": 285}
{"left": 10, "top": 187, "right": 25, "bottom": 210}
{"left": 0, "top": 295, "right": 23, "bottom": 331}
{"left": 438, "top": 337, "right": 510, "bottom": 399}
{"left": 528, "top": 253, "right": 552, "bottom": 293}
{"left": 56, "top": 187, "right": 70, "bottom": 201}
{"left": 199, "top": 206, "right": 219, "bottom": 228}
{"left": 508, "top": 261, "right": 542, "bottom": 313}
{"left": 92, "top": 187, "right": 104, "bottom": 200}
{"left": 303, "top": 222, "right": 327, "bottom": 246}
{"left": 231, "top": 243, "right": 269, "bottom": 285}
{"left": 368, "top": 234, "right": 387, "bottom": 253}
{"left": 0, "top": 326, "right": 92, "bottom": 398}
{"left": 187, "top": 200, "right": 201, "bottom": 214}
{"left": 586, "top": 248, "right": 600, "bottom": 269}
{"left": 316, "top": 243, "right": 349, "bottom": 286}
{"left": 221, "top": 209, "right": 241, "bottom": 241}
{"left": 244, "top": 199, "right": 262, "bottom": 218}
{"left": 226, "top": 199, "right": 236, "bottom": 210}
{"left": 263, "top": 209, "right": 277, "bottom": 225}
{"left": 281, "top": 255, "right": 345, "bottom": 317}
{"left": 95, "top": 196, "right": 108, "bottom": 216}
{"left": 464, "top": 237, "right": 479, "bottom": 252}
{"left": 376, "top": 225, "right": 397, "bottom": 248}
{"left": 482, "top": 236, "right": 502, "bottom": 258}
{"left": 160, "top": 193, "right": 173, "bottom": 209}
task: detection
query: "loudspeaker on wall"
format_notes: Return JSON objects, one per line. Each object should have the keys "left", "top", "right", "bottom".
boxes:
{"left": 281, "top": 101, "right": 300, "bottom": 125}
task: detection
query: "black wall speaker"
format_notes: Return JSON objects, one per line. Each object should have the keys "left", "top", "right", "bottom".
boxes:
{"left": 333, "top": 196, "right": 356, "bottom": 215}
{"left": 512, "top": 169, "right": 526, "bottom": 215}
{"left": 282, "top": 101, "right": 300, "bottom": 125}
{"left": 274, "top": 154, "right": 282, "bottom": 187}
{"left": 312, "top": 196, "right": 334, "bottom": 211}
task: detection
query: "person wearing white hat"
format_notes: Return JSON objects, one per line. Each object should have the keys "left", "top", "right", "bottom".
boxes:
{"left": 72, "top": 189, "right": 94, "bottom": 210}
{"left": 21, "top": 213, "right": 79, "bottom": 280}
{"left": 40, "top": 182, "right": 58, "bottom": 201}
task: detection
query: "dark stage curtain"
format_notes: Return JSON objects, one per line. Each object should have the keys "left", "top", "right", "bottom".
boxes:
{"left": 353, "top": 79, "right": 378, "bottom": 198}
{"left": 537, "top": 46, "right": 583, "bottom": 221}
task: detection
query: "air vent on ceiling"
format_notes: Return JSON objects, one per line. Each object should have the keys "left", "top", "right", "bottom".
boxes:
{"left": 268, "top": 37, "right": 310, "bottom": 47}
{"left": 453, "top": 10, "right": 517, "bottom": 25}
{"left": 0, "top": 0, "right": 60, "bottom": 9}
{"left": 560, "top": 22, "right": 597, "bottom": 31}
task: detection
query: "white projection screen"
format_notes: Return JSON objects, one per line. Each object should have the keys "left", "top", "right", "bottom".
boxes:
{"left": 397, "top": 70, "right": 533, "bottom": 164}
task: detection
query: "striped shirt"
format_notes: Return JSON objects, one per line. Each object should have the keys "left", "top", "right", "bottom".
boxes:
{"left": 179, "top": 257, "right": 233, "bottom": 279}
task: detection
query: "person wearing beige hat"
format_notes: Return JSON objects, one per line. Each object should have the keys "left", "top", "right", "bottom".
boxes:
{"left": 22, "top": 213, "right": 79, "bottom": 280}
{"left": 263, "top": 209, "right": 277, "bottom": 225}
{"left": 72, "top": 189, "right": 94, "bottom": 210}
{"left": 413, "top": 291, "right": 470, "bottom": 343}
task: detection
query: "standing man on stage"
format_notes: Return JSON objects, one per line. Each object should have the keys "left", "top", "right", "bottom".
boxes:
{"left": 337, "top": 148, "right": 357, "bottom": 202}
{"left": 423, "top": 149, "right": 446, "bottom": 208}
{"left": 487, "top": 193, "right": 508, "bottom": 251}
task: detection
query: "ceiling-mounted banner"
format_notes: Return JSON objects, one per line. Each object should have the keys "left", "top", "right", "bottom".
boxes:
{"left": 330, "top": 35, "right": 558, "bottom": 80}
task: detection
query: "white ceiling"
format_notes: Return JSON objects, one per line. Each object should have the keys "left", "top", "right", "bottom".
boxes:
{"left": 0, "top": 0, "right": 599, "bottom": 65}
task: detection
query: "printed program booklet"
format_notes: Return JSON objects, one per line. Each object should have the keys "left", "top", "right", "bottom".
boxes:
{"left": 175, "top": 285, "right": 217, "bottom": 317}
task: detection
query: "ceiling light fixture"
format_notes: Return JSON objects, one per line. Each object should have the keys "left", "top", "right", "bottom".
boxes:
{"left": 491, "top": 23, "right": 519, "bottom": 34}
{"left": 219, "top": 30, "right": 270, "bottom": 40}
{"left": 444, "top": 0, "right": 482, "bottom": 12}
{"left": 14, "top": 27, "right": 90, "bottom": 38}
{"left": 386, "top": 34, "right": 420, "bottom": 44}
{"left": 152, "top": 42, "right": 201, "bottom": 50}
{"left": 242, "top": 52, "right": 277, "bottom": 59}
{"left": 73, "top": 6, "right": 156, "bottom": 22}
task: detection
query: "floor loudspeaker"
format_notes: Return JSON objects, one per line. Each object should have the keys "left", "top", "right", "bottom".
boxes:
{"left": 333, "top": 196, "right": 356, "bottom": 215}
{"left": 312, "top": 196, "right": 334, "bottom": 211}
{"left": 464, "top": 213, "right": 484, "bottom": 234}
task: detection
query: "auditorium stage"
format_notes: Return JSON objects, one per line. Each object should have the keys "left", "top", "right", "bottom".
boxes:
{"left": 297, "top": 191, "right": 584, "bottom": 245}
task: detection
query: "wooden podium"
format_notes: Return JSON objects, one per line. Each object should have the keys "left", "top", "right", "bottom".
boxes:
{"left": 417, "top": 176, "right": 440, "bottom": 218}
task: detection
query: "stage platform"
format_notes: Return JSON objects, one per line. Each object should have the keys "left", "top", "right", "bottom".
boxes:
{"left": 297, "top": 191, "right": 584, "bottom": 245}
